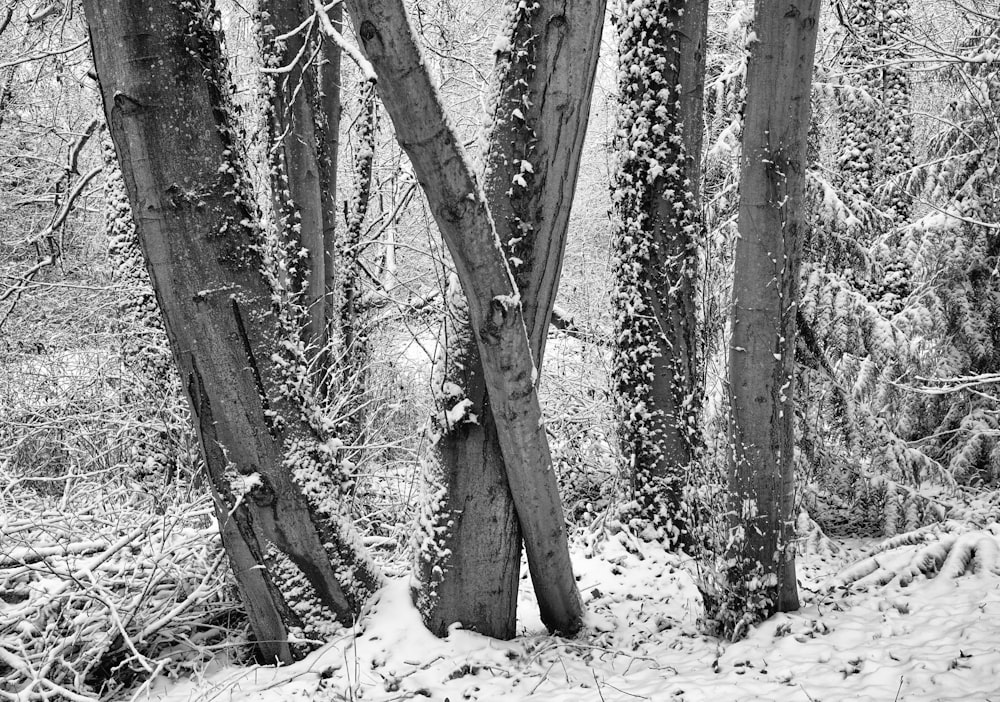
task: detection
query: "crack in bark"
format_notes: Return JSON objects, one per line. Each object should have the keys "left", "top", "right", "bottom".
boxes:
{"left": 231, "top": 296, "right": 275, "bottom": 434}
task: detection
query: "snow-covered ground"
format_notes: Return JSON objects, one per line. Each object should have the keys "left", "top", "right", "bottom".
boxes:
{"left": 146, "top": 531, "right": 1000, "bottom": 702}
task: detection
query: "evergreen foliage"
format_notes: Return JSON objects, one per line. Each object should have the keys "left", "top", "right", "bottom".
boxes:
{"left": 796, "top": 4, "right": 1000, "bottom": 540}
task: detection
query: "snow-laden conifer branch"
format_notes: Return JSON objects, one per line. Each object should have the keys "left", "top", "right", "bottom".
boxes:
{"left": 825, "top": 522, "right": 1000, "bottom": 592}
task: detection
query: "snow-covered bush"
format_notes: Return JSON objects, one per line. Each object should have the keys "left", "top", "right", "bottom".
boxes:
{"left": 0, "top": 468, "right": 243, "bottom": 700}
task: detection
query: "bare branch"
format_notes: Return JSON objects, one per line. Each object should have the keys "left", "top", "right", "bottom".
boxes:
{"left": 26, "top": 3, "right": 60, "bottom": 23}
{"left": 0, "top": 36, "right": 87, "bottom": 70}
{"left": 314, "top": 0, "right": 376, "bottom": 82}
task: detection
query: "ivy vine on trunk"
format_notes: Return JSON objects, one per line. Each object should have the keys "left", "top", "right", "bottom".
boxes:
{"left": 343, "top": 0, "right": 593, "bottom": 635}
{"left": 84, "top": 0, "right": 382, "bottom": 663}
{"left": 611, "top": 0, "right": 709, "bottom": 549}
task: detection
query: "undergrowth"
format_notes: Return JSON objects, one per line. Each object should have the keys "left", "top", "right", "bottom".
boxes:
{"left": 0, "top": 467, "right": 247, "bottom": 700}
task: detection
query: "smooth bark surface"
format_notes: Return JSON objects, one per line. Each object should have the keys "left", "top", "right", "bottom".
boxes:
{"left": 725, "top": 0, "right": 819, "bottom": 626}
{"left": 344, "top": 0, "right": 585, "bottom": 634}
{"left": 84, "top": 0, "right": 381, "bottom": 663}
{"left": 419, "top": 275, "right": 521, "bottom": 637}
{"left": 418, "top": 0, "right": 605, "bottom": 638}
{"left": 482, "top": 0, "right": 606, "bottom": 362}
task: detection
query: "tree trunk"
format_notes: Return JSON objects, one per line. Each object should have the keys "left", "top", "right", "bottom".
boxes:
{"left": 333, "top": 80, "right": 377, "bottom": 458}
{"left": 611, "top": 0, "right": 708, "bottom": 549}
{"left": 84, "top": 0, "right": 382, "bottom": 663}
{"left": 414, "top": 0, "right": 605, "bottom": 638}
{"left": 834, "top": 0, "right": 913, "bottom": 314}
{"left": 879, "top": 0, "right": 913, "bottom": 224}
{"left": 873, "top": 0, "right": 913, "bottom": 315}
{"left": 259, "top": 0, "right": 327, "bottom": 349}
{"left": 836, "top": 0, "right": 881, "bottom": 208}
{"left": 342, "top": 82, "right": 376, "bottom": 357}
{"left": 103, "top": 138, "right": 185, "bottom": 484}
{"left": 318, "top": 2, "right": 344, "bottom": 350}
{"left": 344, "top": 0, "right": 587, "bottom": 635}
{"left": 481, "top": 0, "right": 606, "bottom": 362}
{"left": 719, "top": 0, "right": 819, "bottom": 637}
{"left": 417, "top": 273, "right": 522, "bottom": 638}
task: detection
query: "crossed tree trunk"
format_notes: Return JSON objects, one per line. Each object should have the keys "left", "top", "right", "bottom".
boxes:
{"left": 84, "top": 0, "right": 382, "bottom": 663}
{"left": 415, "top": 0, "right": 605, "bottom": 638}
{"left": 86, "top": 0, "right": 595, "bottom": 652}
{"left": 343, "top": 0, "right": 589, "bottom": 634}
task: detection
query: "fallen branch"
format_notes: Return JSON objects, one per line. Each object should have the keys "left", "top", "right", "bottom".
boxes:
{"left": 0, "top": 539, "right": 110, "bottom": 567}
{"left": 0, "top": 473, "right": 240, "bottom": 701}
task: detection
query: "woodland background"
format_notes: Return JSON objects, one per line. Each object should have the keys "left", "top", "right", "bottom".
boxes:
{"left": 1, "top": 0, "right": 1000, "bottom": 700}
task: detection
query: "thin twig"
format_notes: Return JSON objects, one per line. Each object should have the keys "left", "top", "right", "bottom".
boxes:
{"left": 592, "top": 669, "right": 607, "bottom": 702}
{"left": 528, "top": 659, "right": 557, "bottom": 695}
{"left": 0, "top": 36, "right": 87, "bottom": 69}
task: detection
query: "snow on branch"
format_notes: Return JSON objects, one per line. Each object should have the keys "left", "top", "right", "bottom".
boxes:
{"left": 314, "top": 0, "right": 376, "bottom": 83}
{"left": 0, "top": 476, "right": 237, "bottom": 700}
{"left": 824, "top": 522, "right": 1000, "bottom": 592}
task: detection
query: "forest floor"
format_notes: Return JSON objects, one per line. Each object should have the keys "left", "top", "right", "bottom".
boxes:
{"left": 4, "top": 344, "right": 1000, "bottom": 701}
{"left": 143, "top": 529, "right": 1000, "bottom": 702}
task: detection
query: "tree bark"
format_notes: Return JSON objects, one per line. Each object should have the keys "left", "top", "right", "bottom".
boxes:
{"left": 318, "top": 2, "right": 344, "bottom": 348}
{"left": 721, "top": 0, "right": 819, "bottom": 635}
{"left": 418, "top": 274, "right": 522, "bottom": 638}
{"left": 836, "top": 0, "right": 881, "bottom": 207}
{"left": 343, "top": 0, "right": 587, "bottom": 635}
{"left": 259, "top": 0, "right": 328, "bottom": 349}
{"left": 878, "top": 0, "right": 913, "bottom": 224}
{"left": 415, "top": 0, "right": 604, "bottom": 638}
{"left": 342, "top": 82, "right": 376, "bottom": 356}
{"left": 84, "top": 0, "right": 382, "bottom": 663}
{"left": 611, "top": 0, "right": 708, "bottom": 548}
{"left": 103, "top": 137, "right": 184, "bottom": 484}
{"left": 482, "top": 0, "right": 606, "bottom": 362}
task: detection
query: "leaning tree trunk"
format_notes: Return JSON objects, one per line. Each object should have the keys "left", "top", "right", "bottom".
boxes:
{"left": 103, "top": 138, "right": 187, "bottom": 484}
{"left": 343, "top": 0, "right": 587, "bottom": 635}
{"left": 414, "top": 0, "right": 605, "bottom": 638}
{"left": 611, "top": 0, "right": 708, "bottom": 549}
{"left": 717, "top": 0, "right": 820, "bottom": 638}
{"left": 84, "top": 0, "right": 382, "bottom": 664}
